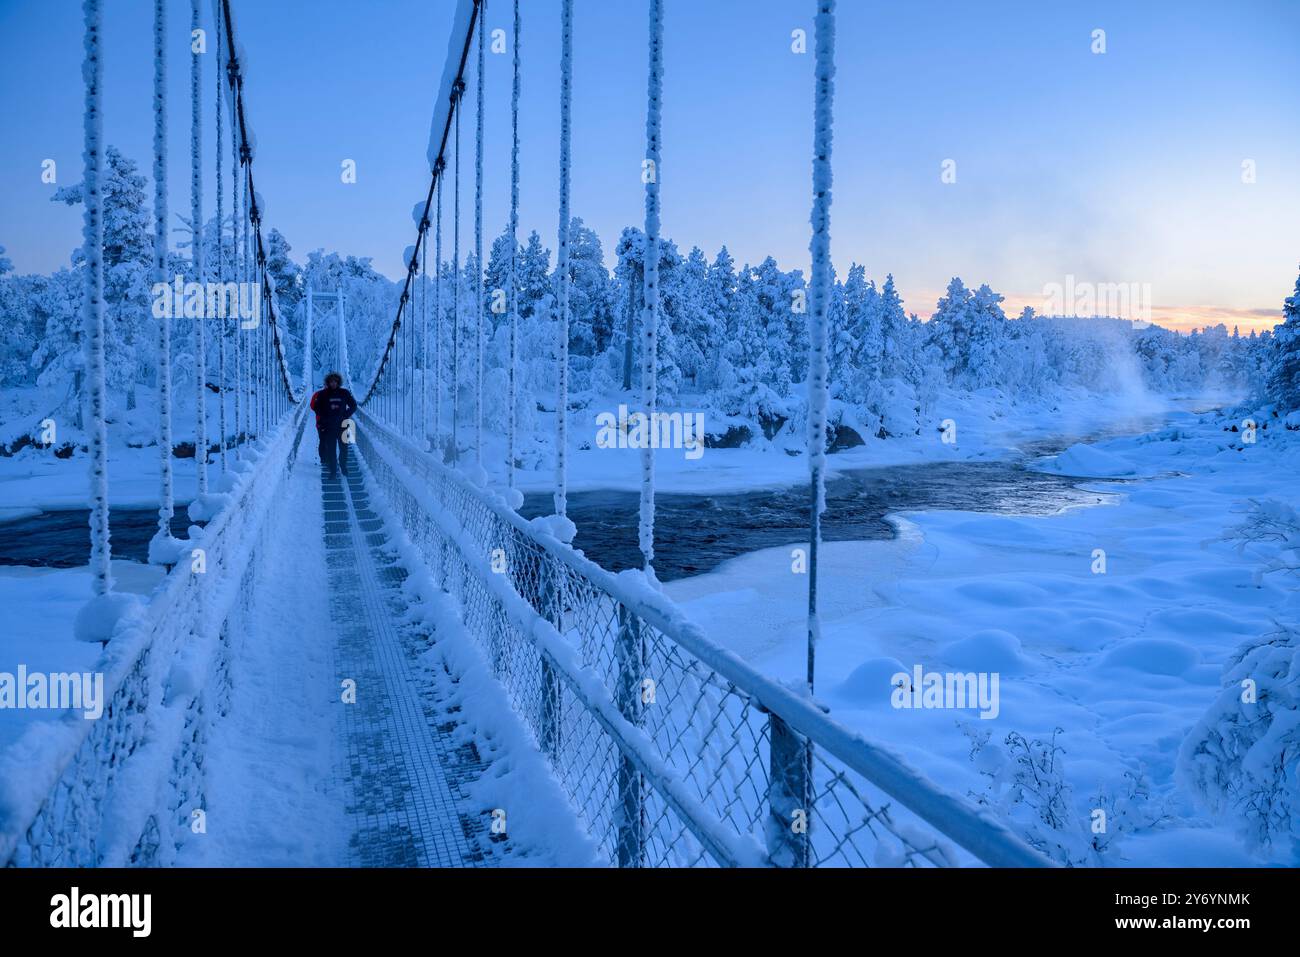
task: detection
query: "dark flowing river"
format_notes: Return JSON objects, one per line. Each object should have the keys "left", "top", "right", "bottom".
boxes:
{"left": 0, "top": 416, "right": 1171, "bottom": 578}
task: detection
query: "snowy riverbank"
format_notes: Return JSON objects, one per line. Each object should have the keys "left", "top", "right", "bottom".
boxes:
{"left": 665, "top": 404, "right": 1300, "bottom": 865}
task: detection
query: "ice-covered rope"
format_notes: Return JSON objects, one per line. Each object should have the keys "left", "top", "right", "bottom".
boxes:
{"left": 421, "top": 221, "right": 429, "bottom": 443}
{"left": 555, "top": 0, "right": 573, "bottom": 516}
{"left": 474, "top": 11, "right": 485, "bottom": 465}
{"left": 228, "top": 36, "right": 242, "bottom": 460}
{"left": 152, "top": 0, "right": 174, "bottom": 547}
{"left": 452, "top": 84, "right": 462, "bottom": 460}
{"left": 215, "top": 7, "right": 227, "bottom": 472}
{"left": 191, "top": 0, "right": 208, "bottom": 496}
{"left": 82, "top": 0, "right": 111, "bottom": 595}
{"left": 806, "top": 0, "right": 836, "bottom": 693}
{"left": 507, "top": 0, "right": 520, "bottom": 491}
{"left": 435, "top": 171, "right": 444, "bottom": 449}
{"left": 639, "top": 0, "right": 664, "bottom": 574}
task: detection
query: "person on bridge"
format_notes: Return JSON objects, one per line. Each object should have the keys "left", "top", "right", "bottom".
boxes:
{"left": 310, "top": 371, "right": 358, "bottom": 480}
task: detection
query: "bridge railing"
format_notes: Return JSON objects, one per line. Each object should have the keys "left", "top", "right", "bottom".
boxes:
{"left": 0, "top": 405, "right": 308, "bottom": 866}
{"left": 358, "top": 413, "right": 1050, "bottom": 868}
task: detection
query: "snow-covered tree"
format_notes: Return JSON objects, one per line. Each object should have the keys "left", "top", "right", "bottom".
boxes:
{"left": 1267, "top": 268, "right": 1300, "bottom": 412}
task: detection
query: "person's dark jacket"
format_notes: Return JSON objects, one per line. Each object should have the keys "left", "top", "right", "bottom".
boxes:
{"left": 310, "top": 386, "right": 358, "bottom": 431}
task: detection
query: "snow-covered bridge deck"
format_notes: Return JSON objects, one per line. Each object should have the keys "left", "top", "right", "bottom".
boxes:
{"left": 325, "top": 464, "right": 498, "bottom": 867}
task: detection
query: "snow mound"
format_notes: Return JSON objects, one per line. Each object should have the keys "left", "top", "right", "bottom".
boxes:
{"left": 941, "top": 629, "right": 1031, "bottom": 673}
{"left": 531, "top": 513, "right": 577, "bottom": 545}
{"left": 187, "top": 492, "right": 231, "bottom": 523}
{"left": 835, "top": 657, "right": 907, "bottom": 707}
{"left": 1046, "top": 443, "right": 1138, "bottom": 477}
{"left": 1099, "top": 637, "right": 1200, "bottom": 676}
{"left": 147, "top": 533, "right": 188, "bottom": 566}
{"left": 73, "top": 591, "right": 145, "bottom": 644}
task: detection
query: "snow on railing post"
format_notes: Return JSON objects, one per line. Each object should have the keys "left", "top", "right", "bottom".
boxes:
{"left": 766, "top": 710, "right": 812, "bottom": 867}
{"left": 615, "top": 603, "right": 646, "bottom": 866}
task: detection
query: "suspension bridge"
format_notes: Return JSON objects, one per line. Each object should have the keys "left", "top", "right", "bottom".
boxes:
{"left": 0, "top": 0, "right": 1049, "bottom": 868}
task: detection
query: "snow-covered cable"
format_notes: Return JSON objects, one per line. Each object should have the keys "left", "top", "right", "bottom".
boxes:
{"left": 507, "top": 0, "right": 520, "bottom": 491}
{"left": 639, "top": 0, "right": 664, "bottom": 574}
{"left": 230, "top": 47, "right": 242, "bottom": 459}
{"left": 434, "top": 172, "right": 444, "bottom": 450}
{"left": 215, "top": 7, "right": 227, "bottom": 472}
{"left": 555, "top": 0, "right": 573, "bottom": 516}
{"left": 191, "top": 0, "right": 208, "bottom": 496}
{"left": 82, "top": 0, "right": 112, "bottom": 595}
{"left": 421, "top": 225, "right": 429, "bottom": 443}
{"left": 452, "top": 86, "right": 462, "bottom": 461}
{"left": 153, "top": 0, "right": 174, "bottom": 545}
{"left": 805, "top": 0, "right": 836, "bottom": 693}
{"left": 474, "top": 11, "right": 485, "bottom": 466}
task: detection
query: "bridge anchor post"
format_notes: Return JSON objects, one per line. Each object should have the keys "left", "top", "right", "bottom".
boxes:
{"left": 614, "top": 604, "right": 645, "bottom": 867}
{"left": 537, "top": 560, "right": 563, "bottom": 760}
{"left": 765, "top": 712, "right": 812, "bottom": 867}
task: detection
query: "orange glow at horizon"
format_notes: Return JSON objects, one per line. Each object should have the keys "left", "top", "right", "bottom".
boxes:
{"left": 906, "top": 291, "right": 1284, "bottom": 336}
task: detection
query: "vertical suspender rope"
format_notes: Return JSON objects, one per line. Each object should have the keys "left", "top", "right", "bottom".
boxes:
{"left": 639, "top": 0, "right": 663, "bottom": 575}
{"left": 153, "top": 0, "right": 174, "bottom": 548}
{"left": 507, "top": 0, "right": 520, "bottom": 492}
{"left": 806, "top": 0, "right": 836, "bottom": 694}
{"left": 215, "top": 8, "right": 227, "bottom": 473}
{"left": 451, "top": 84, "right": 462, "bottom": 462}
{"left": 191, "top": 0, "right": 207, "bottom": 499}
{"left": 83, "top": 0, "right": 111, "bottom": 595}
{"left": 474, "top": 7, "right": 485, "bottom": 467}
{"left": 241, "top": 158, "right": 250, "bottom": 444}
{"left": 434, "top": 169, "right": 444, "bottom": 453}
{"left": 230, "top": 72, "right": 242, "bottom": 459}
{"left": 555, "top": 0, "right": 573, "bottom": 516}
{"left": 422, "top": 224, "right": 429, "bottom": 445}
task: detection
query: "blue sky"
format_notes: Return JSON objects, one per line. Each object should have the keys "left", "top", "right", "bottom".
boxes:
{"left": 1, "top": 0, "right": 1298, "bottom": 330}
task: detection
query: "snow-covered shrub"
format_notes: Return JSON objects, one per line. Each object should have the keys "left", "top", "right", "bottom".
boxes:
{"left": 1177, "top": 500, "right": 1300, "bottom": 862}
{"left": 961, "top": 725, "right": 1100, "bottom": 866}
{"left": 1177, "top": 624, "right": 1300, "bottom": 862}
{"left": 1223, "top": 498, "right": 1300, "bottom": 584}
{"left": 959, "top": 726, "right": 1165, "bottom": 865}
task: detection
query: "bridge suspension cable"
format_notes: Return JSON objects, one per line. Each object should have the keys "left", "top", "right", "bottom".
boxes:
{"left": 216, "top": 0, "right": 302, "bottom": 411}
{"left": 357, "top": 0, "right": 481, "bottom": 438}
{"left": 639, "top": 0, "right": 664, "bottom": 575}
{"left": 152, "top": 0, "right": 175, "bottom": 555}
{"left": 555, "top": 0, "right": 573, "bottom": 516}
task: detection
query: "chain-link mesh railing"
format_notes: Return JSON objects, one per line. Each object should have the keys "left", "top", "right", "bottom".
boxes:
{"left": 358, "top": 413, "right": 1050, "bottom": 868}
{"left": 0, "top": 405, "right": 307, "bottom": 867}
